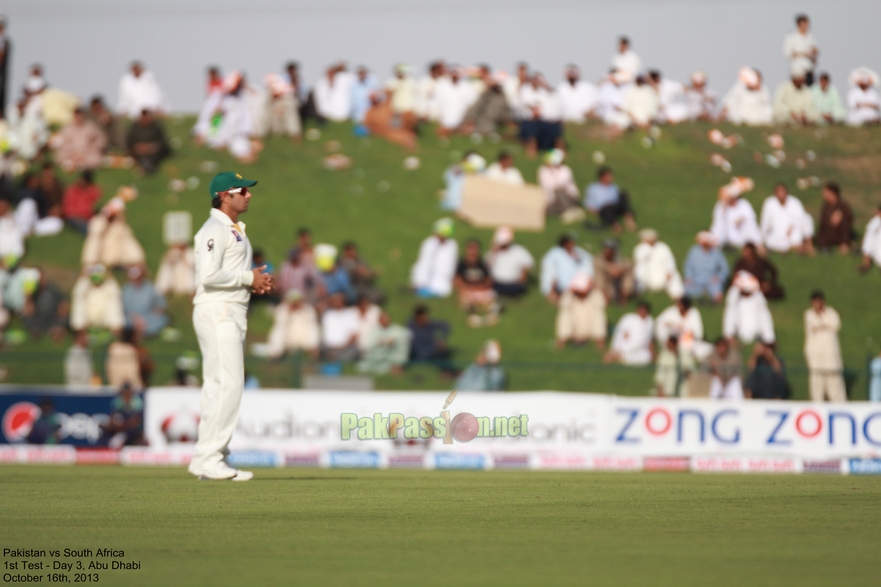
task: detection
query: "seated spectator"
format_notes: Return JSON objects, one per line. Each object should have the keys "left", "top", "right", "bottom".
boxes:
{"left": 355, "top": 295, "right": 381, "bottom": 353}
{"left": 20, "top": 271, "right": 68, "bottom": 341}
{"left": 456, "top": 340, "right": 506, "bottom": 391}
{"left": 604, "top": 301, "right": 654, "bottom": 366}
{"left": 410, "top": 218, "right": 458, "bottom": 298}
{"left": 0, "top": 194, "right": 25, "bottom": 258}
{"left": 101, "top": 383, "right": 147, "bottom": 448}
{"left": 209, "top": 72, "right": 259, "bottom": 163}
{"left": 105, "top": 328, "right": 152, "bottom": 389}
{"left": 654, "top": 335, "right": 694, "bottom": 397}
{"left": 12, "top": 172, "right": 63, "bottom": 237}
{"left": 744, "top": 342, "right": 790, "bottom": 400}
{"left": 485, "top": 151, "right": 524, "bottom": 185}
{"left": 720, "top": 67, "right": 773, "bottom": 126}
{"left": 314, "top": 63, "right": 354, "bottom": 123}
{"left": 811, "top": 72, "right": 845, "bottom": 125}
{"left": 684, "top": 231, "right": 729, "bottom": 303}
{"left": 64, "top": 331, "right": 94, "bottom": 387}
{"left": 155, "top": 243, "right": 196, "bottom": 296}
{"left": 538, "top": 149, "right": 582, "bottom": 218}
{"left": 61, "top": 170, "right": 101, "bottom": 235}
{"left": 583, "top": 166, "right": 636, "bottom": 233}
{"left": 655, "top": 297, "right": 706, "bottom": 358}
{"left": 122, "top": 265, "right": 168, "bottom": 338}
{"left": 815, "top": 181, "right": 854, "bottom": 254}
{"left": 70, "top": 264, "right": 124, "bottom": 334}
{"left": 340, "top": 241, "right": 385, "bottom": 305}
{"left": 266, "top": 290, "right": 320, "bottom": 359}
{"left": 350, "top": 66, "right": 379, "bottom": 126}
{"left": 436, "top": 67, "right": 475, "bottom": 135}
{"left": 519, "top": 73, "right": 563, "bottom": 155}
{"left": 684, "top": 71, "right": 717, "bottom": 121}
{"left": 540, "top": 233, "right": 593, "bottom": 302}
{"left": 773, "top": 72, "right": 819, "bottom": 125}
{"left": 126, "top": 109, "right": 170, "bottom": 174}
{"left": 710, "top": 178, "right": 762, "bottom": 249}
{"left": 723, "top": 271, "right": 776, "bottom": 345}
{"left": 81, "top": 193, "right": 146, "bottom": 268}
{"left": 624, "top": 74, "right": 659, "bottom": 128}
{"left": 364, "top": 90, "right": 418, "bottom": 150}
{"left": 597, "top": 70, "right": 630, "bottom": 132}
{"left": 264, "top": 73, "right": 301, "bottom": 140}
{"left": 870, "top": 348, "right": 881, "bottom": 403}
{"left": 557, "top": 64, "right": 599, "bottom": 123}
{"left": 39, "top": 164, "right": 65, "bottom": 211}
{"left": 277, "top": 247, "right": 324, "bottom": 303}
{"left": 846, "top": 67, "right": 880, "bottom": 127}
{"left": 859, "top": 204, "right": 881, "bottom": 273}
{"left": 594, "top": 239, "right": 635, "bottom": 305}
{"left": 441, "top": 152, "right": 485, "bottom": 212}
{"left": 25, "top": 398, "right": 61, "bottom": 445}
{"left": 732, "top": 243, "right": 785, "bottom": 300}
{"left": 293, "top": 228, "right": 315, "bottom": 266}
{"left": 461, "top": 73, "right": 510, "bottom": 136}
{"left": 649, "top": 70, "right": 689, "bottom": 125}
{"left": 0, "top": 256, "right": 42, "bottom": 329}
{"left": 760, "top": 182, "right": 814, "bottom": 254}
{"left": 555, "top": 272, "right": 607, "bottom": 350}
{"left": 633, "top": 229, "right": 683, "bottom": 299}
{"left": 52, "top": 107, "right": 107, "bottom": 171}
{"left": 321, "top": 293, "right": 360, "bottom": 361}
{"left": 357, "top": 311, "right": 412, "bottom": 375}
{"left": 87, "top": 95, "right": 124, "bottom": 151}
{"left": 485, "top": 226, "right": 534, "bottom": 298}
{"left": 407, "top": 304, "right": 452, "bottom": 369}
{"left": 315, "top": 244, "right": 357, "bottom": 304}
{"left": 453, "top": 239, "right": 498, "bottom": 327}
{"left": 706, "top": 337, "right": 744, "bottom": 400}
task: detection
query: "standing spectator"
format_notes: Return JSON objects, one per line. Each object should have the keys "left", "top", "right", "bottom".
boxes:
{"left": 760, "top": 182, "right": 814, "bottom": 254}
{"left": 122, "top": 265, "right": 168, "bottom": 338}
{"left": 410, "top": 218, "right": 458, "bottom": 298}
{"left": 456, "top": 340, "right": 506, "bottom": 391}
{"left": 61, "top": 170, "right": 101, "bottom": 234}
{"left": 64, "top": 331, "right": 94, "bottom": 387}
{"left": 266, "top": 290, "right": 320, "bottom": 359}
{"left": 70, "top": 264, "right": 124, "bottom": 334}
{"left": 485, "top": 151, "right": 524, "bottom": 185}
{"left": 811, "top": 73, "right": 845, "bottom": 124}
{"left": 538, "top": 148, "right": 581, "bottom": 217}
{"left": 407, "top": 305, "right": 452, "bottom": 370}
{"left": 846, "top": 67, "right": 880, "bottom": 126}
{"left": 340, "top": 241, "right": 385, "bottom": 305}
{"left": 126, "top": 109, "right": 170, "bottom": 174}
{"left": 52, "top": 108, "right": 107, "bottom": 172}
{"left": 594, "top": 239, "right": 635, "bottom": 305}
{"left": 583, "top": 166, "right": 636, "bottom": 233}
{"left": 706, "top": 337, "right": 744, "bottom": 400}
{"left": 540, "top": 234, "right": 593, "bottom": 301}
{"left": 744, "top": 342, "right": 790, "bottom": 400}
{"left": 0, "top": 16, "right": 9, "bottom": 114}
{"left": 604, "top": 301, "right": 654, "bottom": 366}
{"left": 117, "top": 61, "right": 167, "bottom": 119}
{"left": 454, "top": 239, "right": 497, "bottom": 327}
{"left": 485, "top": 227, "right": 533, "bottom": 298}
{"left": 783, "top": 14, "right": 819, "bottom": 85}
{"left": 655, "top": 335, "right": 693, "bottom": 397}
{"left": 815, "top": 181, "right": 854, "bottom": 254}
{"left": 357, "top": 311, "right": 411, "bottom": 375}
{"left": 684, "top": 231, "right": 729, "bottom": 304}
{"left": 684, "top": 71, "right": 717, "bottom": 121}
{"left": 555, "top": 272, "right": 607, "bottom": 350}
{"left": 321, "top": 292, "right": 360, "bottom": 361}
{"left": 633, "top": 229, "right": 683, "bottom": 299}
{"left": 732, "top": 243, "right": 785, "bottom": 300}
{"left": 859, "top": 204, "right": 881, "bottom": 273}
{"left": 611, "top": 36, "right": 642, "bottom": 77}
{"left": 723, "top": 271, "right": 776, "bottom": 345}
{"left": 804, "top": 290, "right": 846, "bottom": 402}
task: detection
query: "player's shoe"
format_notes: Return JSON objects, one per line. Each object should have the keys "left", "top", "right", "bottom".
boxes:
{"left": 230, "top": 469, "right": 254, "bottom": 482}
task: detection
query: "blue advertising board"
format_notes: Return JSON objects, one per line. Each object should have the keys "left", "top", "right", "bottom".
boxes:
{"left": 0, "top": 387, "right": 119, "bottom": 446}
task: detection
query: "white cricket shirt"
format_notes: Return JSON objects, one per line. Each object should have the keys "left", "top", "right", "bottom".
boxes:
{"left": 193, "top": 208, "right": 254, "bottom": 306}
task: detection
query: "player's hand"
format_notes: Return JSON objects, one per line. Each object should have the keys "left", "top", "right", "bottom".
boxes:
{"left": 252, "top": 265, "right": 273, "bottom": 294}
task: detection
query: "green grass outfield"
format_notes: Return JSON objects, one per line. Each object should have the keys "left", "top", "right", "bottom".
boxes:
{"left": 4, "top": 118, "right": 881, "bottom": 394}
{"left": 1, "top": 466, "right": 880, "bottom": 586}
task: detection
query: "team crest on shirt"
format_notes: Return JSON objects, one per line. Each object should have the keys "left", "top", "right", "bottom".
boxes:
{"left": 231, "top": 230, "right": 242, "bottom": 242}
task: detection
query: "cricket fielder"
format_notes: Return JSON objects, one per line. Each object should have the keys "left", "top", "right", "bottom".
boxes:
{"left": 187, "top": 172, "right": 272, "bottom": 481}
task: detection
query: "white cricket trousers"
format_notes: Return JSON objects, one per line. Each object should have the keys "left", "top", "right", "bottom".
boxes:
{"left": 191, "top": 302, "right": 248, "bottom": 474}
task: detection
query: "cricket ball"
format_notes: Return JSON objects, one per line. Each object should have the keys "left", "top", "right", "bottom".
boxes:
{"left": 451, "top": 412, "right": 479, "bottom": 443}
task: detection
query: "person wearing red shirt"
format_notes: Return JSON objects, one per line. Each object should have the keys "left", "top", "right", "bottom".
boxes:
{"left": 62, "top": 170, "right": 101, "bottom": 234}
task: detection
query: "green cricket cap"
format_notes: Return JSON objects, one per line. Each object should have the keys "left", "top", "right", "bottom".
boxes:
{"left": 208, "top": 171, "right": 257, "bottom": 198}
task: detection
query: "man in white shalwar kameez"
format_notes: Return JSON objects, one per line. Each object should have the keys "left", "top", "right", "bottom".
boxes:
{"left": 556, "top": 65, "right": 599, "bottom": 123}
{"left": 655, "top": 297, "right": 706, "bottom": 360}
{"left": 598, "top": 71, "right": 631, "bottom": 130}
{"left": 437, "top": 68, "right": 477, "bottom": 133}
{"left": 760, "top": 183, "right": 814, "bottom": 253}
{"left": 846, "top": 67, "right": 880, "bottom": 127}
{"left": 117, "top": 62, "right": 167, "bottom": 119}
{"left": 723, "top": 271, "right": 775, "bottom": 345}
{"left": 721, "top": 67, "right": 773, "bottom": 126}
{"left": 611, "top": 37, "right": 642, "bottom": 77}
{"left": 605, "top": 301, "right": 654, "bottom": 366}
{"left": 649, "top": 71, "right": 688, "bottom": 124}
{"left": 266, "top": 290, "right": 320, "bottom": 359}
{"left": 410, "top": 218, "right": 458, "bottom": 298}
{"left": 314, "top": 64, "right": 354, "bottom": 122}
{"left": 624, "top": 76, "right": 659, "bottom": 128}
{"left": 415, "top": 61, "right": 446, "bottom": 121}
{"left": 859, "top": 205, "right": 881, "bottom": 272}
{"left": 633, "top": 229, "right": 683, "bottom": 299}
{"left": 684, "top": 71, "right": 717, "bottom": 121}
{"left": 783, "top": 15, "right": 819, "bottom": 85}
{"left": 711, "top": 178, "right": 762, "bottom": 249}
{"left": 208, "top": 72, "right": 256, "bottom": 163}
{"left": 804, "top": 290, "right": 846, "bottom": 402}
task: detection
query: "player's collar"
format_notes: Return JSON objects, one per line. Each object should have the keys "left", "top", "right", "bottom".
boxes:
{"left": 210, "top": 208, "right": 246, "bottom": 232}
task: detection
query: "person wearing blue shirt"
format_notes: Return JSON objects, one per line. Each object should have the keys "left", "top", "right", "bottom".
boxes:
{"left": 540, "top": 234, "right": 594, "bottom": 301}
{"left": 351, "top": 66, "right": 379, "bottom": 125}
{"left": 684, "top": 231, "right": 730, "bottom": 304}
{"left": 583, "top": 166, "right": 636, "bottom": 232}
